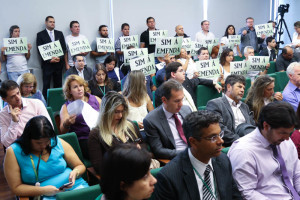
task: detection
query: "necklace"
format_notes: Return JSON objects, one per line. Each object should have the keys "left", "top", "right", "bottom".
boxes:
{"left": 99, "top": 85, "right": 105, "bottom": 96}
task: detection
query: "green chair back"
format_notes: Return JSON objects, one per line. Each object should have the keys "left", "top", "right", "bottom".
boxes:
{"left": 243, "top": 78, "right": 252, "bottom": 98}
{"left": 221, "top": 147, "right": 230, "bottom": 154}
{"left": 47, "top": 88, "right": 65, "bottom": 114}
{"left": 234, "top": 56, "right": 245, "bottom": 61}
{"left": 275, "top": 71, "right": 289, "bottom": 92}
{"left": 150, "top": 167, "right": 162, "bottom": 178}
{"left": 268, "top": 73, "right": 279, "bottom": 92}
{"left": 152, "top": 76, "right": 157, "bottom": 87}
{"left": 46, "top": 107, "right": 59, "bottom": 135}
{"left": 197, "top": 85, "right": 222, "bottom": 110}
{"left": 267, "top": 61, "right": 276, "bottom": 74}
{"left": 152, "top": 91, "right": 155, "bottom": 108}
{"left": 56, "top": 185, "right": 101, "bottom": 200}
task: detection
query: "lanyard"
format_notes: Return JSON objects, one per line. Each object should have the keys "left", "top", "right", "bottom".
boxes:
{"left": 193, "top": 166, "right": 217, "bottom": 200}
{"left": 99, "top": 85, "right": 105, "bottom": 96}
{"left": 30, "top": 153, "right": 42, "bottom": 183}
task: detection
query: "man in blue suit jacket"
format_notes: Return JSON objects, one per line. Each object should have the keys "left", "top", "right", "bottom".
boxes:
{"left": 152, "top": 110, "right": 242, "bottom": 200}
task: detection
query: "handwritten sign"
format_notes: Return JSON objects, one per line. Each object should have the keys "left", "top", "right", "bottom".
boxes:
{"left": 68, "top": 39, "right": 91, "bottom": 56}
{"left": 155, "top": 37, "right": 182, "bottom": 57}
{"left": 181, "top": 38, "right": 191, "bottom": 51}
{"left": 120, "top": 35, "right": 139, "bottom": 51}
{"left": 3, "top": 37, "right": 28, "bottom": 55}
{"left": 96, "top": 38, "right": 114, "bottom": 53}
{"left": 38, "top": 41, "right": 64, "bottom": 61}
{"left": 228, "top": 35, "right": 241, "bottom": 45}
{"left": 199, "top": 38, "right": 219, "bottom": 46}
{"left": 149, "top": 30, "right": 168, "bottom": 45}
{"left": 195, "top": 59, "right": 220, "bottom": 80}
{"left": 255, "top": 23, "right": 273, "bottom": 37}
{"left": 230, "top": 61, "right": 249, "bottom": 76}
{"left": 123, "top": 48, "right": 148, "bottom": 65}
{"left": 248, "top": 56, "right": 269, "bottom": 71}
{"left": 190, "top": 41, "right": 207, "bottom": 56}
{"left": 130, "top": 53, "right": 156, "bottom": 76}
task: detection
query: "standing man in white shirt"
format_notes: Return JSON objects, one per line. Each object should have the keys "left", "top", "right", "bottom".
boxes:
{"left": 195, "top": 20, "right": 215, "bottom": 42}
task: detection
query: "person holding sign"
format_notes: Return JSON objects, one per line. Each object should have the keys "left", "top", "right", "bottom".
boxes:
{"left": 65, "top": 21, "right": 89, "bottom": 69}
{"left": 219, "top": 48, "right": 234, "bottom": 83}
{"left": 220, "top": 25, "right": 242, "bottom": 57}
{"left": 1, "top": 25, "right": 32, "bottom": 82}
{"left": 60, "top": 75, "right": 101, "bottom": 159}
{"left": 140, "top": 17, "right": 157, "bottom": 54}
{"left": 115, "top": 23, "right": 130, "bottom": 75}
{"left": 65, "top": 55, "right": 93, "bottom": 81}
{"left": 36, "top": 16, "right": 67, "bottom": 98}
{"left": 91, "top": 25, "right": 114, "bottom": 64}
{"left": 291, "top": 21, "right": 300, "bottom": 56}
{"left": 259, "top": 37, "right": 277, "bottom": 61}
{"left": 238, "top": 17, "right": 265, "bottom": 54}
{"left": 174, "top": 25, "right": 189, "bottom": 38}
{"left": 176, "top": 48, "right": 197, "bottom": 79}
{"left": 88, "top": 63, "right": 120, "bottom": 99}
{"left": 195, "top": 20, "right": 215, "bottom": 42}
{"left": 104, "top": 55, "right": 124, "bottom": 83}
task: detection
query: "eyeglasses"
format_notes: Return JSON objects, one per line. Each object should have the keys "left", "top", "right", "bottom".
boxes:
{"left": 195, "top": 131, "right": 224, "bottom": 143}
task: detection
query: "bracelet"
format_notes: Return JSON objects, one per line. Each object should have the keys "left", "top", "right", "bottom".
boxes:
{"left": 73, "top": 168, "right": 80, "bottom": 178}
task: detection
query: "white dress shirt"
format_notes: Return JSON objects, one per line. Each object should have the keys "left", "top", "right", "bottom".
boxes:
{"left": 195, "top": 30, "right": 215, "bottom": 42}
{"left": 225, "top": 95, "right": 246, "bottom": 128}
{"left": 75, "top": 67, "right": 84, "bottom": 79}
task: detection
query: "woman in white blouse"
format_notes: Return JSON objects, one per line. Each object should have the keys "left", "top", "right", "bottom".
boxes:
{"left": 292, "top": 21, "right": 300, "bottom": 55}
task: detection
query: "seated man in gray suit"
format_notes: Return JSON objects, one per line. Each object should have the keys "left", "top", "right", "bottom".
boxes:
{"left": 65, "top": 55, "right": 92, "bottom": 81}
{"left": 152, "top": 110, "right": 242, "bottom": 200}
{"left": 143, "top": 79, "right": 192, "bottom": 159}
{"left": 206, "top": 74, "right": 255, "bottom": 147}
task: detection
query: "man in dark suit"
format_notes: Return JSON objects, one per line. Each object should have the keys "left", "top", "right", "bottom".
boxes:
{"left": 65, "top": 55, "right": 92, "bottom": 81}
{"left": 36, "top": 16, "right": 66, "bottom": 99}
{"left": 206, "top": 74, "right": 255, "bottom": 147}
{"left": 259, "top": 36, "right": 277, "bottom": 61}
{"left": 144, "top": 79, "right": 192, "bottom": 159}
{"left": 152, "top": 110, "right": 242, "bottom": 200}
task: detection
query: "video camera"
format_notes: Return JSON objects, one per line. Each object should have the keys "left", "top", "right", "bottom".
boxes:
{"left": 278, "top": 4, "right": 289, "bottom": 15}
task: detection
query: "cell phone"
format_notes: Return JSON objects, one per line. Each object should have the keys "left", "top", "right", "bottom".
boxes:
{"left": 59, "top": 182, "right": 73, "bottom": 190}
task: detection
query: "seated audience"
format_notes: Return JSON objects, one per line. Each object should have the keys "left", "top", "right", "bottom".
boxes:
{"left": 97, "top": 144, "right": 157, "bottom": 200}
{"left": 211, "top": 45, "right": 219, "bottom": 59}
{"left": 122, "top": 70, "right": 154, "bottom": 137}
{"left": 60, "top": 75, "right": 101, "bottom": 159}
{"left": 16, "top": 73, "right": 46, "bottom": 106}
{"left": 104, "top": 55, "right": 124, "bottom": 83}
{"left": 283, "top": 62, "right": 300, "bottom": 111}
{"left": 176, "top": 48, "right": 197, "bottom": 79}
{"left": 259, "top": 36, "right": 277, "bottom": 61}
{"left": 245, "top": 75, "right": 282, "bottom": 122}
{"left": 276, "top": 46, "right": 300, "bottom": 72}
{"left": 291, "top": 102, "right": 300, "bottom": 159}
{"left": 197, "top": 47, "right": 210, "bottom": 61}
{"left": 65, "top": 55, "right": 93, "bottom": 81}
{"left": 1, "top": 25, "right": 31, "bottom": 81}
{"left": 206, "top": 75, "right": 255, "bottom": 147}
{"left": 220, "top": 25, "right": 242, "bottom": 57}
{"left": 88, "top": 63, "right": 120, "bottom": 99}
{"left": 228, "top": 102, "right": 300, "bottom": 200}
{"left": 144, "top": 79, "right": 192, "bottom": 159}
{"left": 0, "top": 80, "right": 51, "bottom": 148}
{"left": 219, "top": 48, "right": 234, "bottom": 82}
{"left": 4, "top": 116, "right": 88, "bottom": 199}
{"left": 152, "top": 110, "right": 242, "bottom": 200}
{"left": 156, "top": 53, "right": 175, "bottom": 87}
{"left": 88, "top": 91, "right": 144, "bottom": 175}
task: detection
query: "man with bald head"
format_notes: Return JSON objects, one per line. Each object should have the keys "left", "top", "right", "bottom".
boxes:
{"left": 174, "top": 25, "right": 189, "bottom": 38}
{"left": 276, "top": 46, "right": 300, "bottom": 72}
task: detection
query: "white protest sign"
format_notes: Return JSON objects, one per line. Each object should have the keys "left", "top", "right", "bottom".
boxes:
{"left": 155, "top": 37, "right": 182, "bottom": 57}
{"left": 228, "top": 35, "right": 241, "bottom": 45}
{"left": 96, "top": 38, "right": 115, "bottom": 53}
{"left": 120, "top": 35, "right": 139, "bottom": 51}
{"left": 248, "top": 56, "right": 269, "bottom": 71}
{"left": 195, "top": 59, "right": 220, "bottom": 80}
{"left": 190, "top": 41, "right": 207, "bottom": 56}
{"left": 130, "top": 53, "right": 156, "bottom": 76}
{"left": 3, "top": 37, "right": 28, "bottom": 55}
{"left": 255, "top": 23, "right": 273, "bottom": 37}
{"left": 181, "top": 37, "right": 192, "bottom": 51}
{"left": 68, "top": 38, "right": 91, "bottom": 56}
{"left": 123, "top": 48, "right": 148, "bottom": 65}
{"left": 38, "top": 41, "right": 64, "bottom": 61}
{"left": 200, "top": 38, "right": 219, "bottom": 46}
{"left": 149, "top": 30, "right": 168, "bottom": 45}
{"left": 230, "top": 61, "right": 249, "bottom": 76}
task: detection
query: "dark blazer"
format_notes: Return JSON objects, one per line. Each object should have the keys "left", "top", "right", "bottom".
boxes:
{"left": 65, "top": 66, "right": 93, "bottom": 81}
{"left": 36, "top": 29, "right": 66, "bottom": 66}
{"left": 143, "top": 105, "right": 192, "bottom": 159}
{"left": 206, "top": 96, "right": 255, "bottom": 147}
{"left": 259, "top": 47, "right": 276, "bottom": 61}
{"left": 152, "top": 149, "right": 242, "bottom": 200}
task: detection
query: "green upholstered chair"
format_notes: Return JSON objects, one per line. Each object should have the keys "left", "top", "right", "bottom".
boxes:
{"left": 233, "top": 56, "right": 245, "bottom": 61}
{"left": 267, "top": 73, "right": 279, "bottom": 92}
{"left": 152, "top": 91, "right": 155, "bottom": 108}
{"left": 196, "top": 85, "right": 222, "bottom": 110}
{"left": 152, "top": 76, "right": 157, "bottom": 87}
{"left": 47, "top": 88, "right": 65, "bottom": 114}
{"left": 56, "top": 185, "right": 101, "bottom": 200}
{"left": 221, "top": 147, "right": 230, "bottom": 154}
{"left": 267, "top": 61, "right": 276, "bottom": 74}
{"left": 275, "top": 71, "right": 289, "bottom": 92}
{"left": 243, "top": 78, "right": 252, "bottom": 98}
{"left": 46, "top": 106, "right": 59, "bottom": 135}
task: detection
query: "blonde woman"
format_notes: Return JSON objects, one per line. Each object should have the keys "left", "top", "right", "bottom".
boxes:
{"left": 88, "top": 91, "right": 144, "bottom": 175}
{"left": 60, "top": 75, "right": 101, "bottom": 159}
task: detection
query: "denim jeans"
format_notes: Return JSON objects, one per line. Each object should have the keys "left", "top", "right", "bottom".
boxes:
{"left": 7, "top": 70, "right": 30, "bottom": 82}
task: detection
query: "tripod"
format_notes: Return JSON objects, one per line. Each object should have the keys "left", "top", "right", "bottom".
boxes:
{"left": 275, "top": 11, "right": 292, "bottom": 49}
